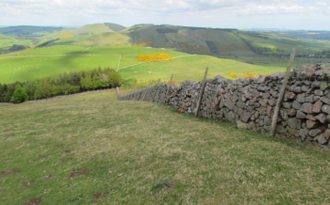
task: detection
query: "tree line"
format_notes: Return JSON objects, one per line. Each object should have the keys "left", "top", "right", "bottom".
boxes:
{"left": 0, "top": 68, "right": 122, "bottom": 103}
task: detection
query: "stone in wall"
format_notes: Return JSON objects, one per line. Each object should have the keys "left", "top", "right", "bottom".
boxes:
{"left": 119, "top": 63, "right": 330, "bottom": 149}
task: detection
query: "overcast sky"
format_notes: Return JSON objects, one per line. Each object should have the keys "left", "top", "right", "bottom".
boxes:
{"left": 0, "top": 0, "right": 329, "bottom": 30}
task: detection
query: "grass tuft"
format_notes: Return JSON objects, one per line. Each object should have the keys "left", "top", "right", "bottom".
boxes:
{"left": 1, "top": 90, "right": 330, "bottom": 204}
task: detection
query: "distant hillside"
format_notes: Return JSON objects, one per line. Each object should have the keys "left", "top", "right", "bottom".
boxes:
{"left": 0, "top": 25, "right": 63, "bottom": 37}
{"left": 1, "top": 23, "right": 330, "bottom": 61}
{"left": 270, "top": 30, "right": 330, "bottom": 41}
{"left": 122, "top": 24, "right": 330, "bottom": 58}
{"left": 244, "top": 29, "right": 330, "bottom": 40}
{"left": 104, "top": 23, "right": 126, "bottom": 32}
{"left": 83, "top": 32, "right": 130, "bottom": 46}
{"left": 123, "top": 24, "right": 255, "bottom": 56}
{"left": 72, "top": 23, "right": 114, "bottom": 36}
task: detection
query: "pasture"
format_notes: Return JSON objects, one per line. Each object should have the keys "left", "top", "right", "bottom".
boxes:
{"left": 0, "top": 45, "right": 285, "bottom": 84}
{"left": 1, "top": 90, "right": 330, "bottom": 204}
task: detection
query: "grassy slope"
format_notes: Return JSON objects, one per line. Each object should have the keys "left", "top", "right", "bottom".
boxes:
{"left": 1, "top": 91, "right": 330, "bottom": 204}
{"left": 240, "top": 32, "right": 330, "bottom": 55}
{"left": 104, "top": 23, "right": 126, "bottom": 32}
{"left": 0, "top": 46, "right": 283, "bottom": 84}
{"left": 72, "top": 23, "right": 114, "bottom": 35}
{"left": 83, "top": 33, "right": 131, "bottom": 47}
{"left": 124, "top": 25, "right": 330, "bottom": 59}
{"left": 118, "top": 54, "right": 284, "bottom": 82}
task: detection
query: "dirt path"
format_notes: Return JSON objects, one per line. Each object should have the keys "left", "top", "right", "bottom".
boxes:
{"left": 80, "top": 47, "right": 90, "bottom": 55}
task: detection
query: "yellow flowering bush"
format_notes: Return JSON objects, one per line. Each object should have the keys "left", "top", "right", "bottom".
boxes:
{"left": 137, "top": 54, "right": 174, "bottom": 62}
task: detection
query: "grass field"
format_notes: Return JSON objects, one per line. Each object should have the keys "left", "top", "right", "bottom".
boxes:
{"left": 0, "top": 45, "right": 285, "bottom": 84}
{"left": 118, "top": 54, "right": 284, "bottom": 82}
{"left": 1, "top": 90, "right": 330, "bottom": 204}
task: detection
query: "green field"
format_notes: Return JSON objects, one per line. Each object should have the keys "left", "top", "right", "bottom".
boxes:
{"left": 0, "top": 45, "right": 285, "bottom": 84}
{"left": 1, "top": 90, "right": 330, "bottom": 204}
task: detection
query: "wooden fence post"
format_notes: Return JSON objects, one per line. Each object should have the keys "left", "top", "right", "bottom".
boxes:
{"left": 116, "top": 87, "right": 121, "bottom": 99}
{"left": 167, "top": 74, "right": 174, "bottom": 94}
{"left": 153, "top": 79, "right": 161, "bottom": 102}
{"left": 142, "top": 83, "right": 152, "bottom": 101}
{"left": 195, "top": 67, "right": 209, "bottom": 117}
{"left": 270, "top": 48, "right": 296, "bottom": 136}
{"left": 166, "top": 74, "right": 174, "bottom": 104}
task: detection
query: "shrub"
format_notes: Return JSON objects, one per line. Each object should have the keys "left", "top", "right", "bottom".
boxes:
{"left": 122, "top": 78, "right": 137, "bottom": 88}
{"left": 13, "top": 87, "right": 29, "bottom": 103}
{"left": 107, "top": 70, "right": 123, "bottom": 87}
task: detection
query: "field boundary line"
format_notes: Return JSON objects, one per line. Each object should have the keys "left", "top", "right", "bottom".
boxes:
{"left": 117, "top": 55, "right": 122, "bottom": 71}
{"left": 80, "top": 47, "right": 90, "bottom": 55}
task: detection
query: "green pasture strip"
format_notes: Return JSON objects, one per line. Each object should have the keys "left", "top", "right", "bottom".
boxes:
{"left": 0, "top": 45, "right": 287, "bottom": 84}
{"left": 0, "top": 55, "right": 118, "bottom": 83}
{"left": 85, "top": 46, "right": 184, "bottom": 56}
{"left": 0, "top": 91, "right": 330, "bottom": 204}
{"left": 5, "top": 45, "right": 88, "bottom": 56}
{"left": 118, "top": 55, "right": 285, "bottom": 82}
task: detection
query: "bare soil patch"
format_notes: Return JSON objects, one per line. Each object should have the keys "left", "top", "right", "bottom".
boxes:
{"left": 4, "top": 129, "right": 12, "bottom": 132}
{"left": 44, "top": 175, "right": 55, "bottom": 181}
{"left": 38, "top": 154, "right": 50, "bottom": 159}
{"left": 21, "top": 180, "right": 35, "bottom": 187}
{"left": 68, "top": 168, "right": 93, "bottom": 178}
{"left": 22, "top": 197, "right": 43, "bottom": 205}
{"left": 0, "top": 168, "right": 21, "bottom": 176}
{"left": 63, "top": 150, "right": 71, "bottom": 153}
{"left": 93, "top": 191, "right": 110, "bottom": 200}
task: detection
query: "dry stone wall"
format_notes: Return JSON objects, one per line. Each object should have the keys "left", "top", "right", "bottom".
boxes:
{"left": 118, "top": 64, "right": 330, "bottom": 147}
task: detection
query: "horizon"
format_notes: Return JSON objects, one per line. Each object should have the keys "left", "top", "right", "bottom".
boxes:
{"left": 0, "top": 23, "right": 329, "bottom": 32}
{"left": 0, "top": 0, "right": 329, "bottom": 30}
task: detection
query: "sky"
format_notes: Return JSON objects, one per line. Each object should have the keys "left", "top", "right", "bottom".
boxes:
{"left": 0, "top": 0, "right": 329, "bottom": 30}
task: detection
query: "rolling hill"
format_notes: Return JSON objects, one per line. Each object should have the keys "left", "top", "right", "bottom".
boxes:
{"left": 0, "top": 23, "right": 329, "bottom": 84}
{"left": 0, "top": 25, "right": 64, "bottom": 37}
{"left": 0, "top": 45, "right": 284, "bottom": 84}
{"left": 1, "top": 23, "right": 330, "bottom": 59}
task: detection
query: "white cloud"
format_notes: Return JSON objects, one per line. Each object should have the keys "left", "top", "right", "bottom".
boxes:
{"left": 317, "top": 1, "right": 327, "bottom": 6}
{"left": 236, "top": 5, "right": 319, "bottom": 15}
{"left": 0, "top": 0, "right": 328, "bottom": 30}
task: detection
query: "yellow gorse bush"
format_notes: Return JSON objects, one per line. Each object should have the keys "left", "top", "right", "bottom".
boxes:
{"left": 229, "top": 72, "right": 268, "bottom": 79}
{"left": 164, "top": 80, "right": 183, "bottom": 85}
{"left": 243, "top": 72, "right": 254, "bottom": 78}
{"left": 137, "top": 54, "right": 174, "bottom": 62}
{"left": 229, "top": 72, "right": 237, "bottom": 78}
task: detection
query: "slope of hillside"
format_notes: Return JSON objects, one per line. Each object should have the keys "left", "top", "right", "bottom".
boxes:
{"left": 1, "top": 91, "right": 330, "bottom": 204}
{"left": 122, "top": 24, "right": 330, "bottom": 59}
{"left": 0, "top": 25, "right": 63, "bottom": 37}
{"left": 124, "top": 25, "right": 255, "bottom": 56}
{"left": 104, "top": 22, "right": 126, "bottom": 32}
{"left": 83, "top": 33, "right": 130, "bottom": 46}
{"left": 0, "top": 45, "right": 284, "bottom": 84}
{"left": 72, "top": 23, "right": 114, "bottom": 36}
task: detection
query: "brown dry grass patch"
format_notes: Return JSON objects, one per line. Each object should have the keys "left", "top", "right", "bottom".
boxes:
{"left": 93, "top": 191, "right": 110, "bottom": 200}
{"left": 21, "top": 180, "right": 35, "bottom": 187}
{"left": 68, "top": 168, "right": 93, "bottom": 178}
{"left": 0, "top": 168, "right": 21, "bottom": 176}
{"left": 22, "top": 197, "right": 43, "bottom": 205}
